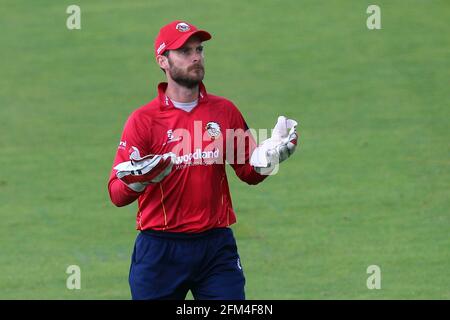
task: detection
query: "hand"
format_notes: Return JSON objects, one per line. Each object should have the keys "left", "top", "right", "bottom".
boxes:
{"left": 250, "top": 116, "right": 298, "bottom": 175}
{"left": 114, "top": 147, "right": 176, "bottom": 192}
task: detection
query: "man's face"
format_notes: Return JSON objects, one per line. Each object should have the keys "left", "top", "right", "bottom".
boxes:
{"left": 164, "top": 37, "right": 205, "bottom": 88}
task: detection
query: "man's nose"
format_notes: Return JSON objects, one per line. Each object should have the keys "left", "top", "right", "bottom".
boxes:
{"left": 192, "top": 51, "right": 203, "bottom": 63}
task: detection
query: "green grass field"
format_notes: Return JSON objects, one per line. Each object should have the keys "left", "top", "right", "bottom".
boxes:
{"left": 0, "top": 0, "right": 449, "bottom": 299}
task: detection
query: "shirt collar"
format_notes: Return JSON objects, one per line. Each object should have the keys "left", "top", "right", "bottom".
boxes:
{"left": 158, "top": 81, "right": 209, "bottom": 110}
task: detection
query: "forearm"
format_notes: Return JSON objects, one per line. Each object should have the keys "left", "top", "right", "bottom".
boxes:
{"left": 232, "top": 163, "right": 269, "bottom": 185}
{"left": 108, "top": 177, "right": 142, "bottom": 207}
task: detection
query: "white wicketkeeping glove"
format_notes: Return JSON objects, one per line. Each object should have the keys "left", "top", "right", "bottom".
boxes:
{"left": 114, "top": 147, "right": 176, "bottom": 192}
{"left": 250, "top": 116, "right": 298, "bottom": 175}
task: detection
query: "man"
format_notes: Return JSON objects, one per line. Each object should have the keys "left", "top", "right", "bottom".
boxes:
{"left": 108, "top": 20, "right": 298, "bottom": 300}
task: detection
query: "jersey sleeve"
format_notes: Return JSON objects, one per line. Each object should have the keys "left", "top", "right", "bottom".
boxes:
{"left": 227, "top": 102, "right": 269, "bottom": 185}
{"left": 107, "top": 111, "right": 151, "bottom": 207}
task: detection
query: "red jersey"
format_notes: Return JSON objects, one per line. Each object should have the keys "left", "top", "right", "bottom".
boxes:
{"left": 108, "top": 82, "right": 267, "bottom": 233}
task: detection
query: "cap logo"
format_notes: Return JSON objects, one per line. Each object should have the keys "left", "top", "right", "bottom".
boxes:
{"left": 157, "top": 42, "right": 166, "bottom": 55}
{"left": 176, "top": 22, "right": 190, "bottom": 32}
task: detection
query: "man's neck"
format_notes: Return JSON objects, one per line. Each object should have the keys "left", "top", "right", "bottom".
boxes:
{"left": 165, "top": 79, "right": 199, "bottom": 103}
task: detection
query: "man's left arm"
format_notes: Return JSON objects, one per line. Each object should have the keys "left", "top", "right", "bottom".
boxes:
{"left": 228, "top": 131, "right": 268, "bottom": 185}
{"left": 226, "top": 104, "right": 268, "bottom": 185}
{"left": 226, "top": 103, "right": 298, "bottom": 184}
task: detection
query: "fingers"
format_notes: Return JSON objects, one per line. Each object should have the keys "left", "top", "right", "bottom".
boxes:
{"left": 266, "top": 131, "right": 298, "bottom": 165}
{"left": 127, "top": 182, "right": 147, "bottom": 192}
{"left": 150, "top": 162, "right": 174, "bottom": 183}
{"left": 141, "top": 157, "right": 173, "bottom": 181}
{"left": 287, "top": 142, "right": 296, "bottom": 155}
{"left": 278, "top": 144, "right": 290, "bottom": 162}
{"left": 118, "top": 156, "right": 174, "bottom": 185}
{"left": 289, "top": 132, "right": 298, "bottom": 145}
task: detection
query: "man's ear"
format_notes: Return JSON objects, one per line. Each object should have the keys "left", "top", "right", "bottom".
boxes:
{"left": 156, "top": 55, "right": 169, "bottom": 70}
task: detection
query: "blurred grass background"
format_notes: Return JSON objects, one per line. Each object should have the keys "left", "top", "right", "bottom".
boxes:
{"left": 0, "top": 0, "right": 449, "bottom": 299}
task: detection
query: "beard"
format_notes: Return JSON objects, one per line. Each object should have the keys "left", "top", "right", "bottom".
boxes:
{"left": 167, "top": 60, "right": 205, "bottom": 89}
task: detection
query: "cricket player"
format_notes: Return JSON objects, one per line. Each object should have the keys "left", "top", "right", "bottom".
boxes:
{"left": 108, "top": 20, "right": 298, "bottom": 300}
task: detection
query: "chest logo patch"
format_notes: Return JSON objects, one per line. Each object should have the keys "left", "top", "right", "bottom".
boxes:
{"left": 205, "top": 122, "right": 221, "bottom": 139}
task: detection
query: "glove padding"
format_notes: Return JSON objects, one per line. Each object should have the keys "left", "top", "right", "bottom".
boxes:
{"left": 250, "top": 116, "right": 298, "bottom": 175}
{"left": 114, "top": 147, "right": 176, "bottom": 192}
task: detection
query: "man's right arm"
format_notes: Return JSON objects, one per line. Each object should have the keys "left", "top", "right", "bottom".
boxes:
{"left": 107, "top": 112, "right": 150, "bottom": 207}
{"left": 108, "top": 173, "right": 143, "bottom": 207}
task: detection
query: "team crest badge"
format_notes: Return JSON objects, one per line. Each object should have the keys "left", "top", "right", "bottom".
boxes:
{"left": 176, "top": 22, "right": 190, "bottom": 32}
{"left": 205, "top": 122, "right": 221, "bottom": 139}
